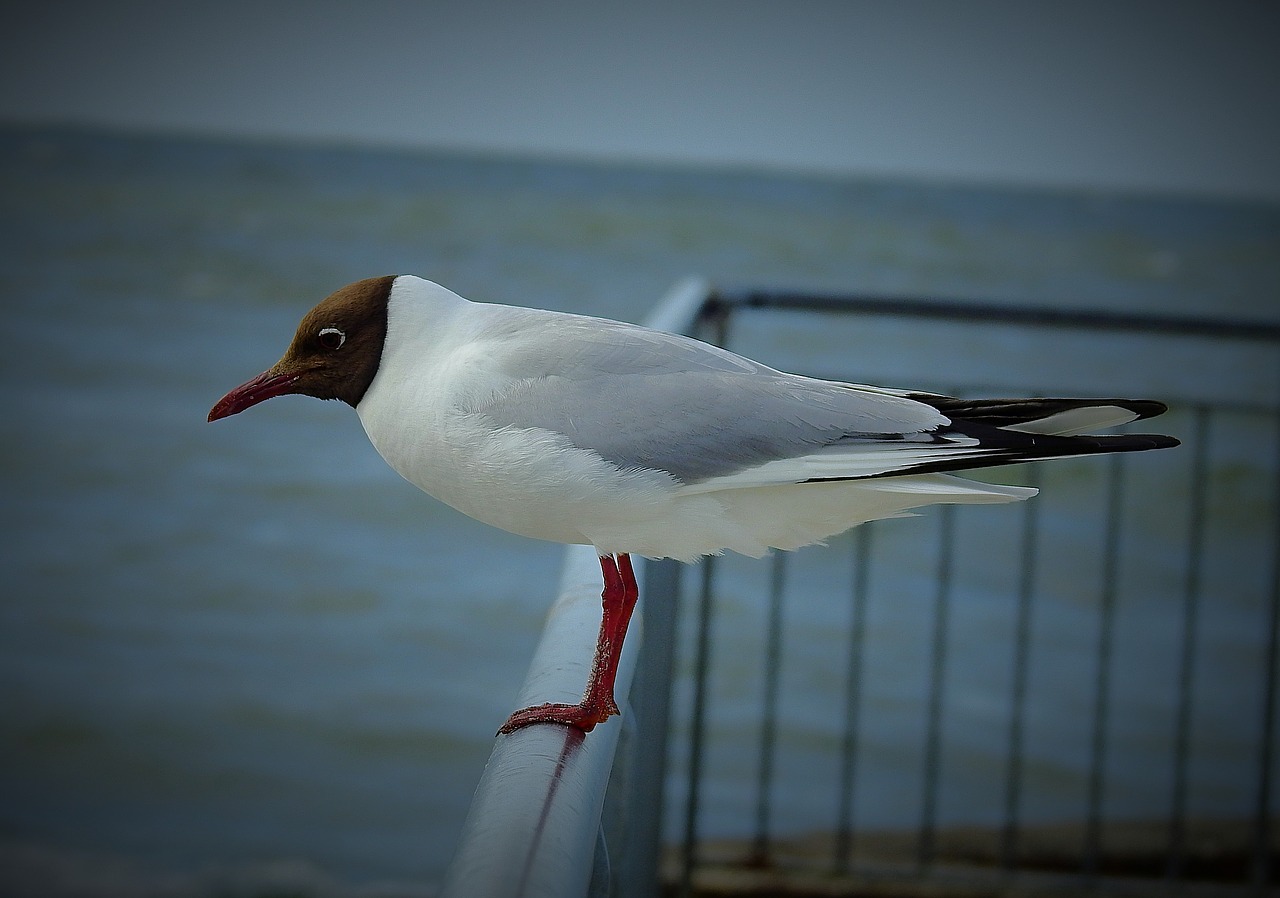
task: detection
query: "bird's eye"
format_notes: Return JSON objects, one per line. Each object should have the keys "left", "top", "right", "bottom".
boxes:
{"left": 318, "top": 327, "right": 346, "bottom": 350}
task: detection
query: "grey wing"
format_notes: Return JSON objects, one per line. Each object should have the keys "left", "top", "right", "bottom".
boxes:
{"left": 470, "top": 313, "right": 948, "bottom": 483}
{"left": 480, "top": 371, "right": 949, "bottom": 483}
{"left": 480, "top": 307, "right": 778, "bottom": 378}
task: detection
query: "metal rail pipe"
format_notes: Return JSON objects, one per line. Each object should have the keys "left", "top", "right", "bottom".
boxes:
{"left": 713, "top": 288, "right": 1280, "bottom": 342}
{"left": 439, "top": 545, "right": 641, "bottom": 898}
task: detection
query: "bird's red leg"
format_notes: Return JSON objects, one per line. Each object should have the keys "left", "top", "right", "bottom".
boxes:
{"left": 498, "top": 553, "right": 639, "bottom": 735}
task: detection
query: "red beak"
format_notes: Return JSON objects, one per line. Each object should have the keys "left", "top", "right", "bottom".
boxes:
{"left": 208, "top": 369, "right": 301, "bottom": 422}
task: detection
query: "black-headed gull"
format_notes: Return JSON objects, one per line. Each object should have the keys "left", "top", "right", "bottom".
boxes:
{"left": 209, "top": 275, "right": 1178, "bottom": 734}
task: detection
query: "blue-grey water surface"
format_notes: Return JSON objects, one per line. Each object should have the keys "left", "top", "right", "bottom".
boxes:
{"left": 1, "top": 126, "right": 1278, "bottom": 895}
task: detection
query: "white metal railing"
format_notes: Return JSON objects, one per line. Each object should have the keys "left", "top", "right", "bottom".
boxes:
{"left": 438, "top": 545, "right": 640, "bottom": 897}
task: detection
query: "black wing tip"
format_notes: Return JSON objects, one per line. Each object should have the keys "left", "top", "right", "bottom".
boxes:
{"left": 1102, "top": 432, "right": 1180, "bottom": 451}
{"left": 909, "top": 394, "right": 1173, "bottom": 425}
{"left": 1121, "top": 399, "right": 1169, "bottom": 421}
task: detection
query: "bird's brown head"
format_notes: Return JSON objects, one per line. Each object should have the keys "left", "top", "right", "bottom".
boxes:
{"left": 208, "top": 275, "right": 395, "bottom": 422}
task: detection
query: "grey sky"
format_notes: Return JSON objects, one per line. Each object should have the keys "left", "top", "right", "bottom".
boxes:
{"left": 3, "top": 1, "right": 1277, "bottom": 200}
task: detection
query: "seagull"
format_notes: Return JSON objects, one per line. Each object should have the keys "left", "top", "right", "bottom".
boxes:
{"left": 209, "top": 275, "right": 1178, "bottom": 735}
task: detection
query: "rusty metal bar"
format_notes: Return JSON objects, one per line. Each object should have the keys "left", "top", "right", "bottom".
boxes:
{"left": 834, "top": 524, "right": 874, "bottom": 874}
{"left": 1167, "top": 407, "right": 1211, "bottom": 880}
{"left": 919, "top": 504, "right": 958, "bottom": 869}
{"left": 1001, "top": 464, "right": 1042, "bottom": 872}
{"left": 749, "top": 553, "right": 788, "bottom": 865}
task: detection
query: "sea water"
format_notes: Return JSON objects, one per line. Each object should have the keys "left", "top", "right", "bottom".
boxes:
{"left": 1, "top": 126, "right": 1277, "bottom": 893}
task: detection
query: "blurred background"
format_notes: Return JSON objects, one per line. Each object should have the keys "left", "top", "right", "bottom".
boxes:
{"left": 1, "top": 2, "right": 1277, "bottom": 896}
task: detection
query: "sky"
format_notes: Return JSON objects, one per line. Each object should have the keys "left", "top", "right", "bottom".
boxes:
{"left": 2, "top": 1, "right": 1278, "bottom": 202}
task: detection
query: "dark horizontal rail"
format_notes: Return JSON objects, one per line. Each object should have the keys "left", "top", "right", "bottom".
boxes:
{"left": 708, "top": 289, "right": 1280, "bottom": 343}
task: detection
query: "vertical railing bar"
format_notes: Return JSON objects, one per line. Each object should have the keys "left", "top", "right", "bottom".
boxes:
{"left": 679, "top": 292, "right": 728, "bottom": 898}
{"left": 834, "top": 525, "right": 873, "bottom": 875}
{"left": 679, "top": 557, "right": 717, "bottom": 898}
{"left": 1167, "top": 406, "right": 1211, "bottom": 882}
{"left": 749, "top": 553, "right": 787, "bottom": 865}
{"left": 1084, "top": 453, "right": 1127, "bottom": 877}
{"left": 919, "top": 504, "right": 957, "bottom": 870}
{"left": 1002, "top": 464, "right": 1042, "bottom": 874}
{"left": 1252, "top": 386, "right": 1280, "bottom": 892}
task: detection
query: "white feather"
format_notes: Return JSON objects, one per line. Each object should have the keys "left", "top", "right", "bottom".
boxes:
{"left": 1007, "top": 405, "right": 1138, "bottom": 435}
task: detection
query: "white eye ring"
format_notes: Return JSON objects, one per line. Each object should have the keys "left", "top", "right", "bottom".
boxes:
{"left": 318, "top": 327, "right": 346, "bottom": 349}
